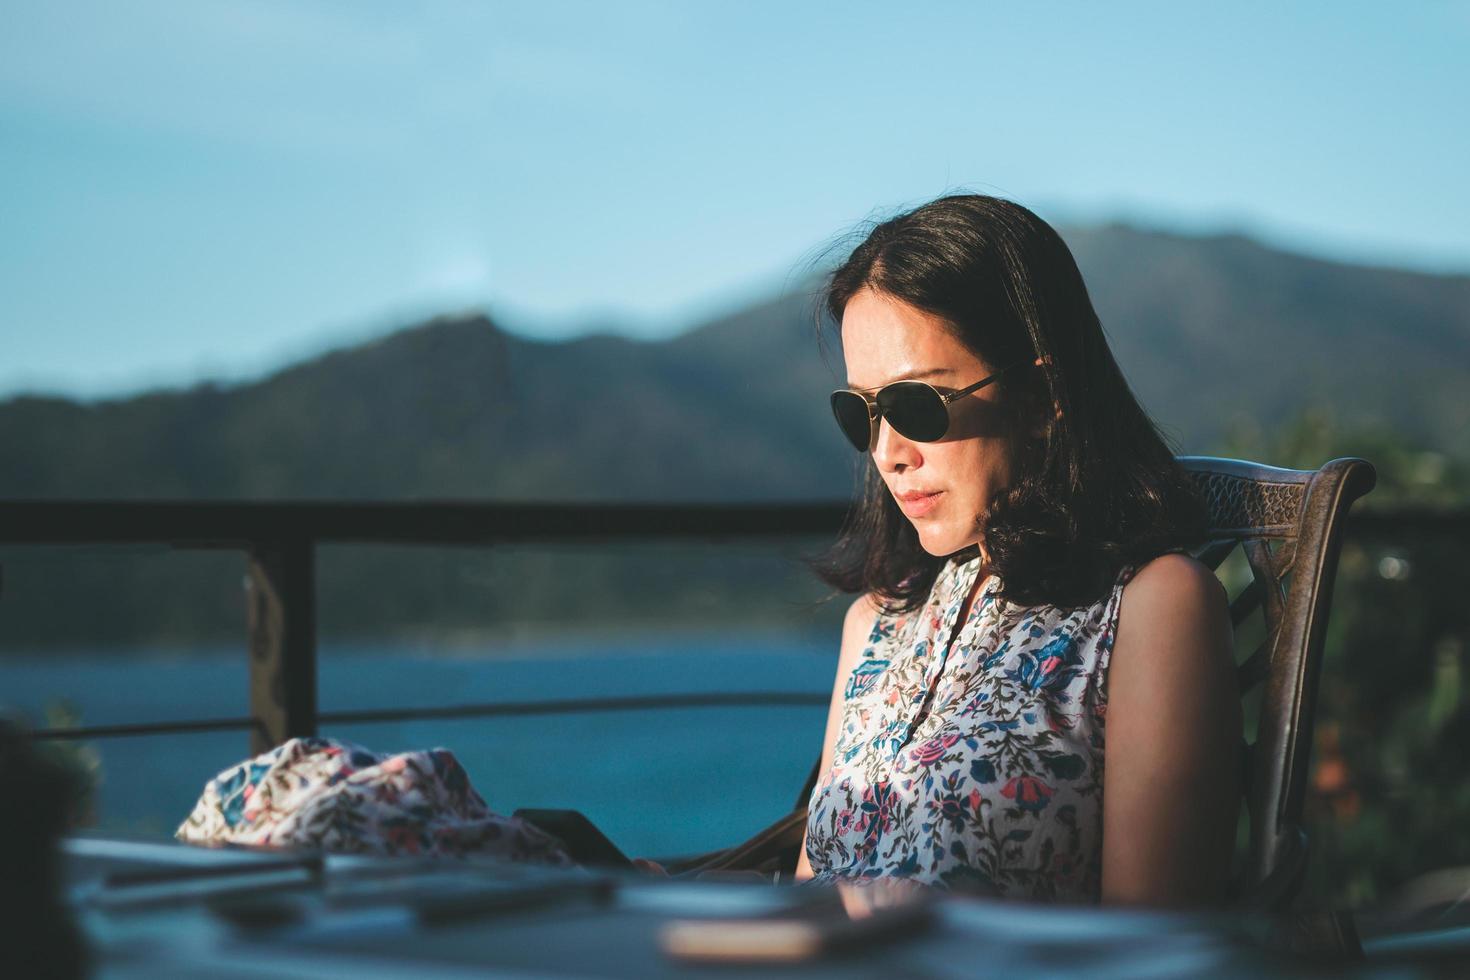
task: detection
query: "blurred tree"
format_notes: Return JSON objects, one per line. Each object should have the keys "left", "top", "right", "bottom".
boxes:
{"left": 1218, "top": 404, "right": 1470, "bottom": 507}
{"left": 1216, "top": 406, "right": 1470, "bottom": 908}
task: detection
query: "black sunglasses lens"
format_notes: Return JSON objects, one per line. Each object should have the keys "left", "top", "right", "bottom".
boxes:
{"left": 830, "top": 391, "right": 872, "bottom": 451}
{"left": 878, "top": 383, "right": 949, "bottom": 442}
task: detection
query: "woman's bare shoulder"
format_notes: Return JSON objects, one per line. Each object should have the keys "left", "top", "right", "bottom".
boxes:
{"left": 1122, "top": 552, "right": 1226, "bottom": 610}
{"left": 1115, "top": 551, "right": 1232, "bottom": 672}
{"left": 836, "top": 593, "right": 883, "bottom": 670}
{"left": 843, "top": 592, "right": 883, "bottom": 629}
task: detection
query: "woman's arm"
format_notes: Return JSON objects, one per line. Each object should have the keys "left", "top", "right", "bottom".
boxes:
{"left": 794, "top": 592, "right": 880, "bottom": 882}
{"left": 1101, "top": 552, "right": 1241, "bottom": 906}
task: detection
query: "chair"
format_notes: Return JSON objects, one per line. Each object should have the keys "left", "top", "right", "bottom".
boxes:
{"left": 1184, "top": 456, "right": 1378, "bottom": 912}
{"left": 655, "top": 455, "right": 1378, "bottom": 909}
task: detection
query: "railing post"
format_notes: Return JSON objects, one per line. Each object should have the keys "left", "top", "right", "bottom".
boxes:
{"left": 245, "top": 540, "right": 317, "bottom": 755}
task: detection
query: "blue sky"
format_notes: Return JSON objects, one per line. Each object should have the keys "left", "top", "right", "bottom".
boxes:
{"left": 3, "top": 1, "right": 1467, "bottom": 398}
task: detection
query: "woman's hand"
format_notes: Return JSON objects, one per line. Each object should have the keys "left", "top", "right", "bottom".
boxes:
{"left": 834, "top": 878, "right": 928, "bottom": 917}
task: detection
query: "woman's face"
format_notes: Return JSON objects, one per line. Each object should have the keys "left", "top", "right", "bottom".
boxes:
{"left": 840, "top": 287, "right": 1020, "bottom": 560}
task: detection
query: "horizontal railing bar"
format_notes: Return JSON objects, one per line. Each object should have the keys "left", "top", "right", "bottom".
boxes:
{"left": 25, "top": 691, "right": 828, "bottom": 741}
{"left": 319, "top": 692, "right": 829, "bottom": 725}
{"left": 0, "top": 501, "right": 851, "bottom": 547}
{"left": 1342, "top": 510, "right": 1470, "bottom": 535}
{"left": 29, "top": 717, "right": 263, "bottom": 740}
{"left": 0, "top": 501, "right": 1464, "bottom": 549}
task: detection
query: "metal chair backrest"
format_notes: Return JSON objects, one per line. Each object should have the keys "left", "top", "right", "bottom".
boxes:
{"left": 1178, "top": 455, "right": 1376, "bottom": 909}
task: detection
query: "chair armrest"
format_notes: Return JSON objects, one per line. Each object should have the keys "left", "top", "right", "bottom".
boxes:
{"left": 668, "top": 808, "right": 807, "bottom": 880}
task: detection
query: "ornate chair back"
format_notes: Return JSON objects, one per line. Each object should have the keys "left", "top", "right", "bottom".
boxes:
{"left": 1179, "top": 455, "right": 1376, "bottom": 909}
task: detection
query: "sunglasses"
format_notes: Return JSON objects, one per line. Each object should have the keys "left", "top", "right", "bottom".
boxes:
{"left": 829, "top": 357, "right": 1041, "bottom": 452}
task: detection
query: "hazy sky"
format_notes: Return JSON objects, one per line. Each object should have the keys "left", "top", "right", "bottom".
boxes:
{"left": 4, "top": 1, "right": 1468, "bottom": 398}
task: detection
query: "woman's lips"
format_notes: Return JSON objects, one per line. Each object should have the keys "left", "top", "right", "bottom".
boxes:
{"left": 897, "top": 490, "right": 944, "bottom": 518}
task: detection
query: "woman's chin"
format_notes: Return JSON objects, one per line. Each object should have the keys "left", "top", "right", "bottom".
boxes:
{"left": 912, "top": 524, "right": 968, "bottom": 557}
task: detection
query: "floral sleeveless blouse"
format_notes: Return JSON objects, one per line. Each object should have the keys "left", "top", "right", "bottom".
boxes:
{"left": 804, "top": 551, "right": 1146, "bottom": 903}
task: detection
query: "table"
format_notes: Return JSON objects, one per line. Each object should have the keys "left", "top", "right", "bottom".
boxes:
{"left": 52, "top": 836, "right": 1439, "bottom": 979}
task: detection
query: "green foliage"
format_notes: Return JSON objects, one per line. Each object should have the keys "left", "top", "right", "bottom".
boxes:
{"left": 1218, "top": 404, "right": 1470, "bottom": 506}
{"left": 1211, "top": 407, "right": 1470, "bottom": 909}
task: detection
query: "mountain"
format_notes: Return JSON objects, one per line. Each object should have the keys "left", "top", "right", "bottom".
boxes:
{"left": 0, "top": 297, "right": 854, "bottom": 502}
{"left": 2, "top": 224, "right": 1467, "bottom": 647}
{"left": 4, "top": 224, "right": 1467, "bottom": 506}
{"left": 1063, "top": 225, "right": 1470, "bottom": 454}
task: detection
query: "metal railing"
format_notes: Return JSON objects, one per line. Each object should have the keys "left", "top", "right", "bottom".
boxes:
{"left": 3, "top": 500, "right": 1465, "bottom": 753}
{"left": 2, "top": 501, "right": 848, "bottom": 751}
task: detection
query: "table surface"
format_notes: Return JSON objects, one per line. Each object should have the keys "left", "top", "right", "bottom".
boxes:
{"left": 53, "top": 835, "right": 1445, "bottom": 979}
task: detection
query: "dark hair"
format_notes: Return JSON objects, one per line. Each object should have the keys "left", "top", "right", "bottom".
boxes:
{"left": 815, "top": 194, "right": 1207, "bottom": 612}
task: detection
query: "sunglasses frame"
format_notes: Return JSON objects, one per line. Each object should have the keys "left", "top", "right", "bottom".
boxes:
{"left": 830, "top": 356, "right": 1041, "bottom": 452}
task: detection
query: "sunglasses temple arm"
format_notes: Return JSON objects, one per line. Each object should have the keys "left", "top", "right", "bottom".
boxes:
{"left": 946, "top": 356, "right": 1044, "bottom": 402}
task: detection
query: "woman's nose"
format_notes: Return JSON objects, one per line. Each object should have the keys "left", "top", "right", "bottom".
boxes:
{"left": 872, "top": 417, "right": 921, "bottom": 471}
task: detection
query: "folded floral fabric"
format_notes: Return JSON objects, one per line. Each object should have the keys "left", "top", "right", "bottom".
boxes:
{"left": 176, "top": 736, "right": 573, "bottom": 865}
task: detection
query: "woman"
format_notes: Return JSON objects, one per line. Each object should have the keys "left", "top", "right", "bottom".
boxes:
{"left": 794, "top": 195, "right": 1241, "bottom": 906}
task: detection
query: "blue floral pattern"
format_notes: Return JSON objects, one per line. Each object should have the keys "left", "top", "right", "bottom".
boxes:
{"left": 805, "top": 553, "right": 1144, "bottom": 902}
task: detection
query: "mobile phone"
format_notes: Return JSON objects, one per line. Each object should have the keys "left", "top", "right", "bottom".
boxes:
{"left": 659, "top": 882, "right": 936, "bottom": 963}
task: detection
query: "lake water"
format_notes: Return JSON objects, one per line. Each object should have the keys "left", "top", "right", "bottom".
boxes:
{"left": 0, "top": 633, "right": 835, "bottom": 859}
